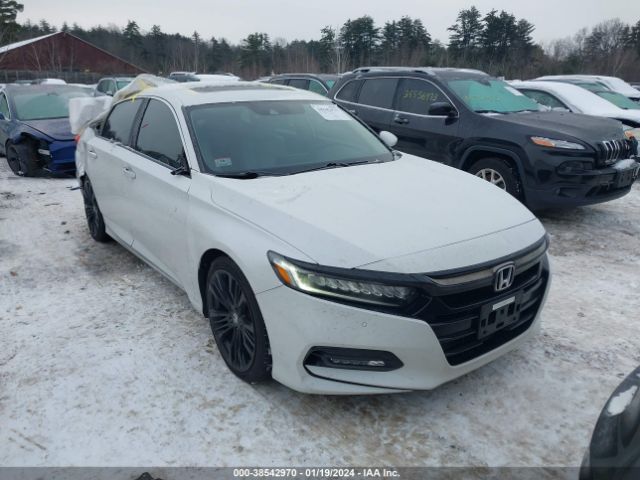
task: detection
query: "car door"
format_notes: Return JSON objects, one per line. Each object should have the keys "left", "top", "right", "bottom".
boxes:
{"left": 347, "top": 78, "right": 397, "bottom": 133}
{"left": 84, "top": 98, "right": 144, "bottom": 246}
{"left": 390, "top": 77, "right": 460, "bottom": 164}
{"left": 124, "top": 98, "right": 192, "bottom": 286}
{"left": 0, "top": 93, "right": 12, "bottom": 151}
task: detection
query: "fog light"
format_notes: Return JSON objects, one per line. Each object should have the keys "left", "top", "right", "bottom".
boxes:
{"left": 304, "top": 347, "right": 403, "bottom": 372}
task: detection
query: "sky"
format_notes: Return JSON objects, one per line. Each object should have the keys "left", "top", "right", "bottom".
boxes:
{"left": 20, "top": 0, "right": 640, "bottom": 46}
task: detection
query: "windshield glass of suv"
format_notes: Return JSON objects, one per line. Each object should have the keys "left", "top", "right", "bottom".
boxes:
{"left": 596, "top": 91, "right": 640, "bottom": 110}
{"left": 447, "top": 78, "right": 541, "bottom": 113}
{"left": 12, "top": 87, "right": 92, "bottom": 120}
{"left": 188, "top": 100, "right": 392, "bottom": 176}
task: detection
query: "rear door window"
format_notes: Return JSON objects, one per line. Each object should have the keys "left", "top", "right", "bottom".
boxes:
{"left": 308, "top": 80, "right": 328, "bottom": 95}
{"left": 134, "top": 99, "right": 184, "bottom": 169}
{"left": 101, "top": 99, "right": 143, "bottom": 145}
{"left": 335, "top": 80, "right": 362, "bottom": 102}
{"left": 396, "top": 78, "right": 447, "bottom": 115}
{"left": 357, "top": 78, "right": 398, "bottom": 110}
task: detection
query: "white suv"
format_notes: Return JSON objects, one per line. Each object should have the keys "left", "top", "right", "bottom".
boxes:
{"left": 76, "top": 82, "right": 551, "bottom": 394}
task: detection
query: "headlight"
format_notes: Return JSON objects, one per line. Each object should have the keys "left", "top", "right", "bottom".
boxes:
{"left": 268, "top": 252, "right": 417, "bottom": 307}
{"left": 531, "top": 136, "right": 586, "bottom": 150}
{"left": 624, "top": 128, "right": 640, "bottom": 140}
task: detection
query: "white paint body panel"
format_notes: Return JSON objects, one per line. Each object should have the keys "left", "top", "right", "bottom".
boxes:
{"left": 77, "top": 82, "right": 549, "bottom": 394}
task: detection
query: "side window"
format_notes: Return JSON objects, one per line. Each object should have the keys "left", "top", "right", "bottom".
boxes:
{"left": 308, "top": 80, "right": 328, "bottom": 96}
{"left": 357, "top": 78, "right": 398, "bottom": 109}
{"left": 135, "top": 99, "right": 184, "bottom": 169}
{"left": 0, "top": 94, "right": 10, "bottom": 119}
{"left": 270, "top": 79, "right": 287, "bottom": 85}
{"left": 396, "top": 79, "right": 447, "bottom": 115}
{"left": 288, "top": 79, "right": 310, "bottom": 90}
{"left": 101, "top": 99, "right": 142, "bottom": 145}
{"left": 520, "top": 89, "right": 567, "bottom": 110}
{"left": 96, "top": 80, "right": 107, "bottom": 93}
{"left": 335, "top": 80, "right": 361, "bottom": 102}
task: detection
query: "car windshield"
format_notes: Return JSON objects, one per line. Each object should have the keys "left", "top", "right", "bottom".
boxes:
{"left": 188, "top": 100, "right": 393, "bottom": 176}
{"left": 596, "top": 91, "right": 640, "bottom": 110}
{"left": 116, "top": 79, "right": 132, "bottom": 89}
{"left": 447, "top": 78, "right": 541, "bottom": 113}
{"left": 12, "top": 86, "right": 92, "bottom": 120}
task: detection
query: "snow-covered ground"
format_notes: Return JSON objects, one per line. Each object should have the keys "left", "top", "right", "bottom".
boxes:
{"left": 1, "top": 160, "right": 639, "bottom": 467}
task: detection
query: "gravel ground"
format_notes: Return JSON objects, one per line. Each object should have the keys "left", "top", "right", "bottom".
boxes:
{"left": 1, "top": 159, "right": 639, "bottom": 467}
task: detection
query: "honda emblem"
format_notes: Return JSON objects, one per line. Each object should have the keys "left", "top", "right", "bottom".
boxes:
{"left": 494, "top": 263, "right": 515, "bottom": 292}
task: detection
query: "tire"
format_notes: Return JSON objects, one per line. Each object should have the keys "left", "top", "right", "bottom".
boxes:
{"left": 206, "top": 257, "right": 271, "bottom": 383}
{"left": 468, "top": 157, "right": 522, "bottom": 199}
{"left": 6, "top": 142, "right": 40, "bottom": 177}
{"left": 81, "top": 177, "right": 110, "bottom": 242}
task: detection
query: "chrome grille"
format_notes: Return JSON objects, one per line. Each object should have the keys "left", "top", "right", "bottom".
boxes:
{"left": 599, "top": 139, "right": 633, "bottom": 165}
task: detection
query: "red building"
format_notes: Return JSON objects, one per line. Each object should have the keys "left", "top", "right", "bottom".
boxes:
{"left": 0, "top": 32, "right": 145, "bottom": 76}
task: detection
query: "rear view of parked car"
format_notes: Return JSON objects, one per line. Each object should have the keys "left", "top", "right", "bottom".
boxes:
{"left": 329, "top": 67, "right": 639, "bottom": 210}
{"left": 1, "top": 84, "right": 93, "bottom": 176}
{"left": 76, "top": 81, "right": 550, "bottom": 394}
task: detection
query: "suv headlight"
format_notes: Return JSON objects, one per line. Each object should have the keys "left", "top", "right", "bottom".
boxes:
{"left": 268, "top": 251, "right": 417, "bottom": 307}
{"left": 531, "top": 136, "right": 586, "bottom": 150}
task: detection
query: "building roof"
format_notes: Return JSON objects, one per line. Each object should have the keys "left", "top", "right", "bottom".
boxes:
{"left": 0, "top": 32, "right": 57, "bottom": 54}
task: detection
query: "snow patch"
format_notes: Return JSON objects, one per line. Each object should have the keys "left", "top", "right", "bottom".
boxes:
{"left": 607, "top": 386, "right": 638, "bottom": 416}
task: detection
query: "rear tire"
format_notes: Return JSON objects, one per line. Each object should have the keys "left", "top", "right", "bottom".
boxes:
{"left": 6, "top": 142, "right": 40, "bottom": 177}
{"left": 82, "top": 177, "right": 110, "bottom": 242}
{"left": 468, "top": 157, "right": 522, "bottom": 199}
{"left": 206, "top": 257, "right": 271, "bottom": 383}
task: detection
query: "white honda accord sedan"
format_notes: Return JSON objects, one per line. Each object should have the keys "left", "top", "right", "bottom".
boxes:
{"left": 76, "top": 82, "right": 551, "bottom": 394}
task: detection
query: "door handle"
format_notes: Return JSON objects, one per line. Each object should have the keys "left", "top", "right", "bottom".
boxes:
{"left": 88, "top": 150, "right": 98, "bottom": 158}
{"left": 393, "top": 115, "right": 409, "bottom": 125}
{"left": 122, "top": 166, "right": 136, "bottom": 179}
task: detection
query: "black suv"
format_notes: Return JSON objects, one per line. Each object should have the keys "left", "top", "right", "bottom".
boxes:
{"left": 329, "top": 67, "right": 640, "bottom": 209}
{"left": 268, "top": 73, "right": 339, "bottom": 96}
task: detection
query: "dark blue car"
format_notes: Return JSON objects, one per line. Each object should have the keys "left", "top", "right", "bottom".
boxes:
{"left": 0, "top": 84, "right": 93, "bottom": 176}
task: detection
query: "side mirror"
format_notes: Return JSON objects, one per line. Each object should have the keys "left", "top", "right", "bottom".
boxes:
{"left": 379, "top": 131, "right": 398, "bottom": 148}
{"left": 428, "top": 102, "right": 457, "bottom": 117}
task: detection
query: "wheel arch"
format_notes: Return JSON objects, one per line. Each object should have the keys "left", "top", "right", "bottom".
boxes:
{"left": 459, "top": 146, "right": 528, "bottom": 200}
{"left": 198, "top": 248, "right": 232, "bottom": 316}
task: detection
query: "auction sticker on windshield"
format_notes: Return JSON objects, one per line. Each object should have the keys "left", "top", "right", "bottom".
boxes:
{"left": 311, "top": 103, "right": 351, "bottom": 121}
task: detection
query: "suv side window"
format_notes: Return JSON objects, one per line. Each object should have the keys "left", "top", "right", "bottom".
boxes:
{"left": 335, "top": 80, "right": 361, "bottom": 102}
{"left": 397, "top": 78, "right": 447, "bottom": 115}
{"left": 0, "top": 94, "right": 10, "bottom": 119}
{"left": 308, "top": 80, "right": 328, "bottom": 95}
{"left": 134, "top": 99, "right": 184, "bottom": 169}
{"left": 96, "top": 80, "right": 108, "bottom": 93}
{"left": 270, "top": 79, "right": 287, "bottom": 85}
{"left": 357, "top": 78, "right": 398, "bottom": 109}
{"left": 519, "top": 89, "right": 568, "bottom": 110}
{"left": 288, "top": 79, "right": 310, "bottom": 90}
{"left": 101, "top": 99, "right": 142, "bottom": 145}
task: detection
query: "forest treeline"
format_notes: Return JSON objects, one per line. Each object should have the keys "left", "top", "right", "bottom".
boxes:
{"left": 4, "top": 1, "right": 640, "bottom": 80}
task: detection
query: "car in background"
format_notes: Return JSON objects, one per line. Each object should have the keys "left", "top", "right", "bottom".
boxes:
{"left": 268, "top": 74, "right": 339, "bottom": 96}
{"left": 329, "top": 67, "right": 639, "bottom": 210}
{"left": 511, "top": 81, "right": 640, "bottom": 129}
{"left": 580, "top": 365, "right": 640, "bottom": 479}
{"left": 76, "top": 81, "right": 550, "bottom": 394}
{"left": 537, "top": 75, "right": 640, "bottom": 103}
{"left": 534, "top": 77, "right": 640, "bottom": 112}
{"left": 0, "top": 84, "right": 93, "bottom": 176}
{"left": 95, "top": 77, "right": 134, "bottom": 97}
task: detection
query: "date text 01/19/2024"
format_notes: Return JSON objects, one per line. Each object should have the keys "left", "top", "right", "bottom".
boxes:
{"left": 232, "top": 468, "right": 401, "bottom": 478}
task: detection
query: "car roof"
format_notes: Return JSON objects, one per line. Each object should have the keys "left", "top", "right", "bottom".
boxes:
{"left": 272, "top": 73, "right": 339, "bottom": 80}
{"left": 136, "top": 81, "right": 328, "bottom": 107}
{"left": 2, "top": 84, "right": 91, "bottom": 94}
{"left": 345, "top": 66, "right": 490, "bottom": 81}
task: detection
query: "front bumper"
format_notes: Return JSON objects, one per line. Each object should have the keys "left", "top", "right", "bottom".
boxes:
{"left": 524, "top": 158, "right": 639, "bottom": 210}
{"left": 257, "top": 253, "right": 550, "bottom": 394}
{"left": 41, "top": 140, "right": 76, "bottom": 174}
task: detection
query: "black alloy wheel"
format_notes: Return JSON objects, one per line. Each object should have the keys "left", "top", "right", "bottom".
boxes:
{"left": 82, "top": 177, "right": 110, "bottom": 242}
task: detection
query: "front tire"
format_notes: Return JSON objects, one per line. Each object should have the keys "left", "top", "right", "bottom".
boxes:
{"left": 82, "top": 177, "right": 110, "bottom": 242}
{"left": 6, "top": 142, "right": 40, "bottom": 177}
{"left": 468, "top": 157, "right": 522, "bottom": 199}
{"left": 206, "top": 257, "right": 271, "bottom": 383}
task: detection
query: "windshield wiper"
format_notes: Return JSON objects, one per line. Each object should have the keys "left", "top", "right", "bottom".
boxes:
{"left": 214, "top": 171, "right": 287, "bottom": 179}
{"left": 293, "top": 159, "right": 373, "bottom": 175}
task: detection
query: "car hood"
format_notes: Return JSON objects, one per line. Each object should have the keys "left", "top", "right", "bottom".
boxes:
{"left": 22, "top": 118, "right": 73, "bottom": 141}
{"left": 211, "top": 155, "right": 540, "bottom": 270}
{"left": 490, "top": 111, "right": 624, "bottom": 142}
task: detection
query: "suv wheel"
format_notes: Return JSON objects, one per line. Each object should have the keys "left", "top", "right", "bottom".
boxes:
{"left": 206, "top": 257, "right": 271, "bottom": 383}
{"left": 469, "top": 158, "right": 521, "bottom": 198}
